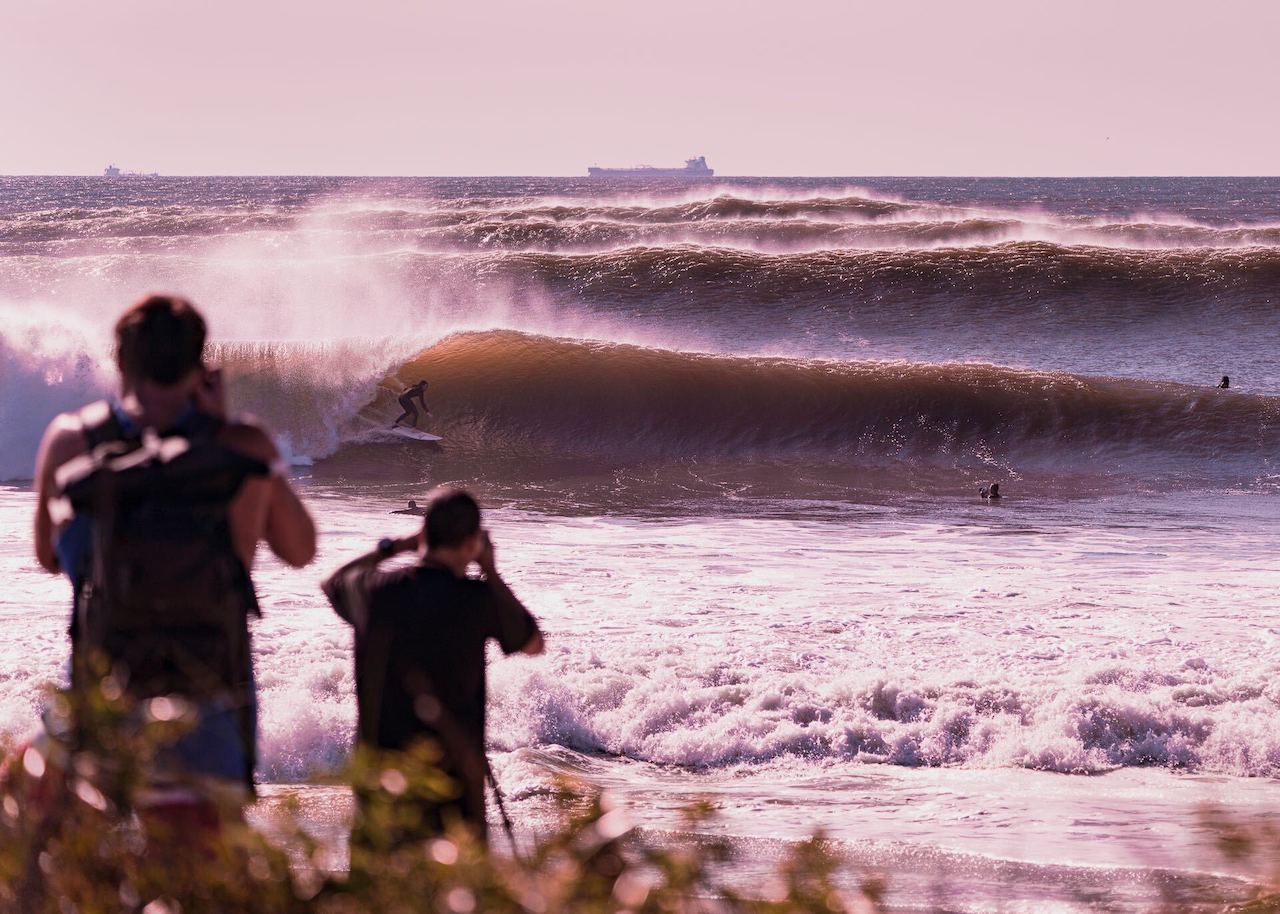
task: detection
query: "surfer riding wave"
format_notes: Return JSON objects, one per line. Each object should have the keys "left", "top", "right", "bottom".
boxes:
{"left": 393, "top": 380, "right": 430, "bottom": 429}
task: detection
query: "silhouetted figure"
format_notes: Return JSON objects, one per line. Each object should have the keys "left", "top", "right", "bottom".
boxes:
{"left": 392, "top": 499, "right": 427, "bottom": 516}
{"left": 323, "top": 487, "right": 544, "bottom": 851}
{"left": 393, "top": 380, "right": 430, "bottom": 428}
{"left": 1217, "top": 375, "right": 1230, "bottom": 389}
{"left": 980, "top": 483, "right": 1002, "bottom": 500}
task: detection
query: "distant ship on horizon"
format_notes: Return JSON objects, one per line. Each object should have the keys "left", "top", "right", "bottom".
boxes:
{"left": 588, "top": 156, "right": 714, "bottom": 178}
{"left": 103, "top": 164, "right": 159, "bottom": 177}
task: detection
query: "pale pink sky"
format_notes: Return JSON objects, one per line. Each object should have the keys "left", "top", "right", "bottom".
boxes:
{"left": 2, "top": 0, "right": 1277, "bottom": 176}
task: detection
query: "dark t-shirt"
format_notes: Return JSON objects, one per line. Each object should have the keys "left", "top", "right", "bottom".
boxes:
{"left": 324, "top": 562, "right": 538, "bottom": 796}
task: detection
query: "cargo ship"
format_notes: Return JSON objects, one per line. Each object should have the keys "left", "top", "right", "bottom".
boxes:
{"left": 588, "top": 156, "right": 713, "bottom": 178}
{"left": 103, "top": 164, "right": 159, "bottom": 177}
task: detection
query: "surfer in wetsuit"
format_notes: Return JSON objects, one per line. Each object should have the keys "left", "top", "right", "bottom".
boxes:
{"left": 980, "top": 483, "right": 1002, "bottom": 500}
{"left": 1217, "top": 375, "right": 1230, "bottom": 389}
{"left": 393, "top": 380, "right": 430, "bottom": 428}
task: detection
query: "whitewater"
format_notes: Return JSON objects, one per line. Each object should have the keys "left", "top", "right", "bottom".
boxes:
{"left": 1, "top": 176, "right": 1278, "bottom": 910}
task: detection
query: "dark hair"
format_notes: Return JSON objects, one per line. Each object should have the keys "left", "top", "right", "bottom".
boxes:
{"left": 115, "top": 295, "right": 207, "bottom": 385}
{"left": 424, "top": 487, "right": 482, "bottom": 549}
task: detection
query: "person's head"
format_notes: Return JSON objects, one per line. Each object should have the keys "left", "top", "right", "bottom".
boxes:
{"left": 407, "top": 500, "right": 418, "bottom": 509}
{"left": 422, "top": 487, "right": 484, "bottom": 562}
{"left": 1222, "top": 375, "right": 1230, "bottom": 386}
{"left": 989, "top": 483, "right": 1000, "bottom": 495}
{"left": 114, "top": 295, "right": 207, "bottom": 391}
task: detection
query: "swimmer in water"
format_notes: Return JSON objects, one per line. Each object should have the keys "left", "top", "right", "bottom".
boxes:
{"left": 392, "top": 499, "right": 427, "bottom": 516}
{"left": 1216, "top": 375, "right": 1230, "bottom": 389}
{"left": 980, "top": 483, "right": 1002, "bottom": 500}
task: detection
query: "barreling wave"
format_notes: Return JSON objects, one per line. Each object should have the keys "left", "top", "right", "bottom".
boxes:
{"left": 347, "top": 330, "right": 1277, "bottom": 472}
{"left": 4, "top": 326, "right": 1274, "bottom": 483}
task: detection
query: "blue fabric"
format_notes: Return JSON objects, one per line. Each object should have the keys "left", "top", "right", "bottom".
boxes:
{"left": 161, "top": 698, "right": 254, "bottom": 783}
{"left": 55, "top": 515, "right": 91, "bottom": 589}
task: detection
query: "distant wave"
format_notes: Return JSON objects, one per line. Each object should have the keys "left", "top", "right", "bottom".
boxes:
{"left": 439, "top": 243, "right": 1280, "bottom": 311}
{"left": 5, "top": 240, "right": 1278, "bottom": 314}
{"left": 7, "top": 187, "right": 1280, "bottom": 258}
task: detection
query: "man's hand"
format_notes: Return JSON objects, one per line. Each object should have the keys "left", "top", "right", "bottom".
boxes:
{"left": 193, "top": 366, "right": 227, "bottom": 418}
{"left": 477, "top": 530, "right": 497, "bottom": 576}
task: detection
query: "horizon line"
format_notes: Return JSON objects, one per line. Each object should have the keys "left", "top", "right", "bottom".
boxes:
{"left": 4, "top": 172, "right": 1280, "bottom": 180}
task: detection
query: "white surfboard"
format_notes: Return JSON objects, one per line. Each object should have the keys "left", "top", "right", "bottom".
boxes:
{"left": 387, "top": 426, "right": 443, "bottom": 443}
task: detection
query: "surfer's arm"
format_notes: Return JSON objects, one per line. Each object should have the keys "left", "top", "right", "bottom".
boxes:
{"left": 32, "top": 414, "right": 86, "bottom": 574}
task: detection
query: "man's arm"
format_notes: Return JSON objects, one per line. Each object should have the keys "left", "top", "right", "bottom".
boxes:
{"left": 32, "top": 414, "right": 87, "bottom": 574}
{"left": 477, "top": 533, "right": 544, "bottom": 656}
{"left": 264, "top": 473, "right": 318, "bottom": 568}
{"left": 321, "top": 534, "right": 419, "bottom": 596}
{"left": 320, "top": 534, "right": 420, "bottom": 627}
{"left": 223, "top": 422, "right": 317, "bottom": 568}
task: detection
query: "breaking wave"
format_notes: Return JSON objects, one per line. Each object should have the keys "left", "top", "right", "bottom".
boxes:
{"left": 4, "top": 326, "right": 1273, "bottom": 482}
{"left": 351, "top": 331, "right": 1277, "bottom": 471}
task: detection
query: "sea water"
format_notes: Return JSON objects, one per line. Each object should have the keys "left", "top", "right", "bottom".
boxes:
{"left": 1, "top": 176, "right": 1278, "bottom": 910}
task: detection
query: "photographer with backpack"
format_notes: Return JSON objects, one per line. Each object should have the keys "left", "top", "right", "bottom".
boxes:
{"left": 31, "top": 294, "right": 317, "bottom": 836}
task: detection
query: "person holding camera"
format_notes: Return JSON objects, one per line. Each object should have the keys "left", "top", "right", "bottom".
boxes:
{"left": 322, "top": 486, "right": 544, "bottom": 849}
{"left": 31, "top": 293, "right": 317, "bottom": 834}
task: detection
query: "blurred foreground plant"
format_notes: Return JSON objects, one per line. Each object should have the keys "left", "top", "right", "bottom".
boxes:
{"left": 0, "top": 681, "right": 882, "bottom": 914}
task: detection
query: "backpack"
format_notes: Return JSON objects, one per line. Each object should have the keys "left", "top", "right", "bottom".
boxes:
{"left": 56, "top": 401, "right": 269, "bottom": 785}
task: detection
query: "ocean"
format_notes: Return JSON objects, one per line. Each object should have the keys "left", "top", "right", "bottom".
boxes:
{"left": 1, "top": 176, "right": 1278, "bottom": 910}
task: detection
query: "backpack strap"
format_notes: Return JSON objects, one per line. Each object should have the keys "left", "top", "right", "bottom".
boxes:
{"left": 78, "top": 400, "right": 128, "bottom": 450}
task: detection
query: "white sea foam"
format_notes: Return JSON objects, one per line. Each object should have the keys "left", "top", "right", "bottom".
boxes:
{"left": 5, "top": 494, "right": 1277, "bottom": 783}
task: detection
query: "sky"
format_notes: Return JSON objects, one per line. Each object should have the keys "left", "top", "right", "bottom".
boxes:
{"left": 1, "top": 0, "right": 1278, "bottom": 176}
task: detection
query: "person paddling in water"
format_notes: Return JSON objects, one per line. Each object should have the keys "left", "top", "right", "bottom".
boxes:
{"left": 1216, "top": 375, "right": 1230, "bottom": 389}
{"left": 980, "top": 483, "right": 1002, "bottom": 500}
{"left": 393, "top": 380, "right": 430, "bottom": 429}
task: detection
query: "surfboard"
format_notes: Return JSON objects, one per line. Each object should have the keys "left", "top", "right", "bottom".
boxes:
{"left": 387, "top": 427, "right": 443, "bottom": 443}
